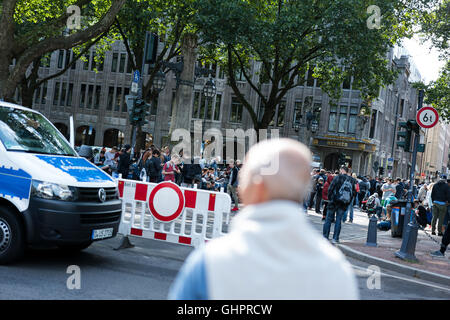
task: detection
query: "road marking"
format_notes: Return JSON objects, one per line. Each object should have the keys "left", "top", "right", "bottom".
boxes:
{"left": 351, "top": 265, "right": 450, "bottom": 293}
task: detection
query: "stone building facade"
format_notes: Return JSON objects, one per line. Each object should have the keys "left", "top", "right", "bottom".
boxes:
{"left": 19, "top": 41, "right": 423, "bottom": 178}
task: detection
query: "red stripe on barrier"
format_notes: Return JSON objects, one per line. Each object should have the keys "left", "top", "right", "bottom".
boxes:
{"left": 130, "top": 228, "right": 143, "bottom": 236}
{"left": 208, "top": 193, "right": 216, "bottom": 211}
{"left": 184, "top": 190, "right": 197, "bottom": 208}
{"left": 118, "top": 180, "right": 124, "bottom": 198}
{"left": 135, "top": 183, "right": 148, "bottom": 201}
{"left": 178, "top": 236, "right": 191, "bottom": 245}
{"left": 154, "top": 232, "right": 167, "bottom": 240}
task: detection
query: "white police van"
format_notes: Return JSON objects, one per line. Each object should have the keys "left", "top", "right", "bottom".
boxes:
{"left": 0, "top": 101, "right": 122, "bottom": 264}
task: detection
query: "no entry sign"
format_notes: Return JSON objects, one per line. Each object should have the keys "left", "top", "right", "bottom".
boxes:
{"left": 416, "top": 106, "right": 439, "bottom": 129}
{"left": 148, "top": 182, "right": 185, "bottom": 222}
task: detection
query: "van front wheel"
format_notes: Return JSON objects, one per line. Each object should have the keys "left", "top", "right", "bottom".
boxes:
{"left": 0, "top": 207, "right": 25, "bottom": 264}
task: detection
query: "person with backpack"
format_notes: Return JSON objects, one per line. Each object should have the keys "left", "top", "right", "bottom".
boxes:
{"left": 148, "top": 149, "right": 163, "bottom": 183}
{"left": 321, "top": 174, "right": 334, "bottom": 221}
{"left": 323, "top": 166, "right": 357, "bottom": 244}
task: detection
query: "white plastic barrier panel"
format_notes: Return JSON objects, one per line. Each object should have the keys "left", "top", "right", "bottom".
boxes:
{"left": 117, "top": 179, "right": 232, "bottom": 248}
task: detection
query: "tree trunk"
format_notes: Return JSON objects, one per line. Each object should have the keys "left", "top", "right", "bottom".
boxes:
{"left": 168, "top": 33, "right": 197, "bottom": 145}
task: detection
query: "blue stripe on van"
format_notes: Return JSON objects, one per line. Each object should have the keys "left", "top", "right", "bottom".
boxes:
{"left": 0, "top": 166, "right": 32, "bottom": 200}
{"left": 35, "top": 155, "right": 114, "bottom": 183}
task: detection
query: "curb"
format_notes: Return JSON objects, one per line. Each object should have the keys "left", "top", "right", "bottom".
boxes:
{"left": 338, "top": 244, "right": 450, "bottom": 287}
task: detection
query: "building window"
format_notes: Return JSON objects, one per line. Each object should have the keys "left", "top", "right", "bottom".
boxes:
{"left": 342, "top": 75, "right": 351, "bottom": 89}
{"left": 94, "top": 85, "right": 102, "bottom": 109}
{"left": 338, "top": 105, "right": 348, "bottom": 133}
{"left": 86, "top": 85, "right": 94, "bottom": 109}
{"left": 121, "top": 88, "right": 129, "bottom": 112}
{"left": 328, "top": 105, "right": 337, "bottom": 132}
{"left": 119, "top": 53, "right": 126, "bottom": 73}
{"left": 126, "top": 55, "right": 133, "bottom": 74}
{"left": 213, "top": 94, "right": 222, "bottom": 121}
{"left": 41, "top": 83, "right": 48, "bottom": 105}
{"left": 306, "top": 67, "right": 315, "bottom": 87}
{"left": 111, "top": 52, "right": 118, "bottom": 72}
{"left": 64, "top": 50, "right": 71, "bottom": 69}
{"left": 348, "top": 106, "right": 358, "bottom": 134}
{"left": 70, "top": 51, "right": 77, "bottom": 70}
{"left": 399, "top": 99, "right": 404, "bottom": 117}
{"left": 53, "top": 82, "right": 60, "bottom": 106}
{"left": 369, "top": 110, "right": 377, "bottom": 139}
{"left": 107, "top": 87, "right": 114, "bottom": 111}
{"left": 79, "top": 84, "right": 86, "bottom": 108}
{"left": 60, "top": 82, "right": 67, "bottom": 106}
{"left": 57, "top": 50, "right": 64, "bottom": 69}
{"left": 293, "top": 100, "right": 302, "bottom": 127}
{"left": 67, "top": 83, "right": 73, "bottom": 106}
{"left": 234, "top": 69, "right": 246, "bottom": 81}
{"left": 192, "top": 91, "right": 201, "bottom": 118}
{"left": 230, "top": 97, "right": 243, "bottom": 123}
{"left": 115, "top": 87, "right": 122, "bottom": 112}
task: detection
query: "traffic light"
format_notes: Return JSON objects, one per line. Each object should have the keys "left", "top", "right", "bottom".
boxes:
{"left": 397, "top": 121, "right": 411, "bottom": 151}
{"left": 133, "top": 99, "right": 151, "bottom": 126}
{"left": 396, "top": 120, "right": 419, "bottom": 152}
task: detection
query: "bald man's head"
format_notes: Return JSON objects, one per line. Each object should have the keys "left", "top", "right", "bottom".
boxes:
{"left": 238, "top": 138, "right": 312, "bottom": 205}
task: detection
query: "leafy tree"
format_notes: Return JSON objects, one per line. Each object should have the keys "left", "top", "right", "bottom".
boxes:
{"left": 413, "top": 61, "right": 450, "bottom": 121}
{"left": 419, "top": 0, "right": 449, "bottom": 59}
{"left": 194, "top": 0, "right": 440, "bottom": 129}
{"left": 0, "top": 0, "right": 126, "bottom": 102}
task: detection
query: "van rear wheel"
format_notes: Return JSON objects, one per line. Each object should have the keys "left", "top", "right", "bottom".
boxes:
{"left": 0, "top": 207, "right": 25, "bottom": 264}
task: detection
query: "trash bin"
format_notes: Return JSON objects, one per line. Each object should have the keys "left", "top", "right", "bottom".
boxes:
{"left": 390, "top": 200, "right": 407, "bottom": 237}
{"left": 390, "top": 200, "right": 416, "bottom": 237}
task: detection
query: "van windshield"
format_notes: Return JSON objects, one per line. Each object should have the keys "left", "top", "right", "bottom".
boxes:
{"left": 0, "top": 106, "right": 76, "bottom": 156}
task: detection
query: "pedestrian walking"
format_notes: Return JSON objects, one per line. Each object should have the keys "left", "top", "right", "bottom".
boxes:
{"left": 168, "top": 139, "right": 359, "bottom": 300}
{"left": 430, "top": 175, "right": 450, "bottom": 236}
{"left": 323, "top": 166, "right": 357, "bottom": 244}
{"left": 117, "top": 144, "right": 132, "bottom": 179}
{"left": 321, "top": 174, "right": 334, "bottom": 221}
{"left": 227, "top": 160, "right": 240, "bottom": 211}
{"left": 315, "top": 177, "right": 324, "bottom": 214}
{"left": 430, "top": 221, "right": 450, "bottom": 257}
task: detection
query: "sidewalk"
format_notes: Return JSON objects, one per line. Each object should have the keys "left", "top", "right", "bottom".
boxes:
{"left": 305, "top": 207, "right": 450, "bottom": 285}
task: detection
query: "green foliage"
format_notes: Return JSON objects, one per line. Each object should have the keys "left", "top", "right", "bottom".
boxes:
{"left": 194, "top": 0, "right": 439, "bottom": 128}
{"left": 413, "top": 61, "right": 450, "bottom": 122}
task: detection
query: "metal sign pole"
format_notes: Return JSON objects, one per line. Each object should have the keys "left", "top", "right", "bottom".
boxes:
{"left": 395, "top": 89, "right": 424, "bottom": 261}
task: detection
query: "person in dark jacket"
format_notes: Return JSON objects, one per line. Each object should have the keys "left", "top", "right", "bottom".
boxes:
{"left": 322, "top": 174, "right": 334, "bottom": 221}
{"left": 118, "top": 144, "right": 132, "bottom": 179}
{"left": 149, "top": 149, "right": 163, "bottom": 183}
{"left": 182, "top": 159, "right": 203, "bottom": 187}
{"left": 430, "top": 175, "right": 450, "bottom": 236}
{"left": 323, "top": 166, "right": 356, "bottom": 244}
{"left": 395, "top": 177, "right": 405, "bottom": 200}
{"left": 315, "top": 177, "right": 324, "bottom": 214}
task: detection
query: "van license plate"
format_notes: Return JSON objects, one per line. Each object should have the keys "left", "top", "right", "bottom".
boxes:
{"left": 92, "top": 228, "right": 113, "bottom": 240}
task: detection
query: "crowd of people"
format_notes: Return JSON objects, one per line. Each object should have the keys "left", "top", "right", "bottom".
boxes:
{"left": 305, "top": 167, "right": 450, "bottom": 244}
{"left": 77, "top": 144, "right": 242, "bottom": 212}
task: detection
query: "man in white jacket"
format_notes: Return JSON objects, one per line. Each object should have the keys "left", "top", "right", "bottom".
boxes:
{"left": 168, "top": 138, "right": 359, "bottom": 300}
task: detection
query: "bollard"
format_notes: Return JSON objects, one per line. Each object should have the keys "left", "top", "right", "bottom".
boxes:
{"left": 114, "top": 235, "right": 135, "bottom": 250}
{"left": 366, "top": 214, "right": 378, "bottom": 247}
{"left": 395, "top": 217, "right": 419, "bottom": 262}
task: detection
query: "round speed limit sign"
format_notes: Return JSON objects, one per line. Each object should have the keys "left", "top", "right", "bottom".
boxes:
{"left": 416, "top": 106, "right": 439, "bottom": 129}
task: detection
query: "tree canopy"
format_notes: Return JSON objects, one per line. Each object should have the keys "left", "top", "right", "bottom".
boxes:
{"left": 194, "top": 0, "right": 441, "bottom": 129}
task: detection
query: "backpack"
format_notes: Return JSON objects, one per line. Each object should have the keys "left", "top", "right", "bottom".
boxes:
{"left": 335, "top": 177, "right": 353, "bottom": 205}
{"left": 366, "top": 196, "right": 376, "bottom": 209}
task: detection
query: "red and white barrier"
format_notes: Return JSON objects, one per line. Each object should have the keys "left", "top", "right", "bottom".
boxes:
{"left": 117, "top": 179, "right": 232, "bottom": 248}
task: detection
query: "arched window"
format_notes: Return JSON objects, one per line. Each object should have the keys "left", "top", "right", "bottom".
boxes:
{"left": 75, "top": 125, "right": 96, "bottom": 146}
{"left": 103, "top": 128, "right": 124, "bottom": 148}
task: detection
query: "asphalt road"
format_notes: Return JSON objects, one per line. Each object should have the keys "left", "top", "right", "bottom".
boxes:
{"left": 1, "top": 228, "right": 449, "bottom": 300}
